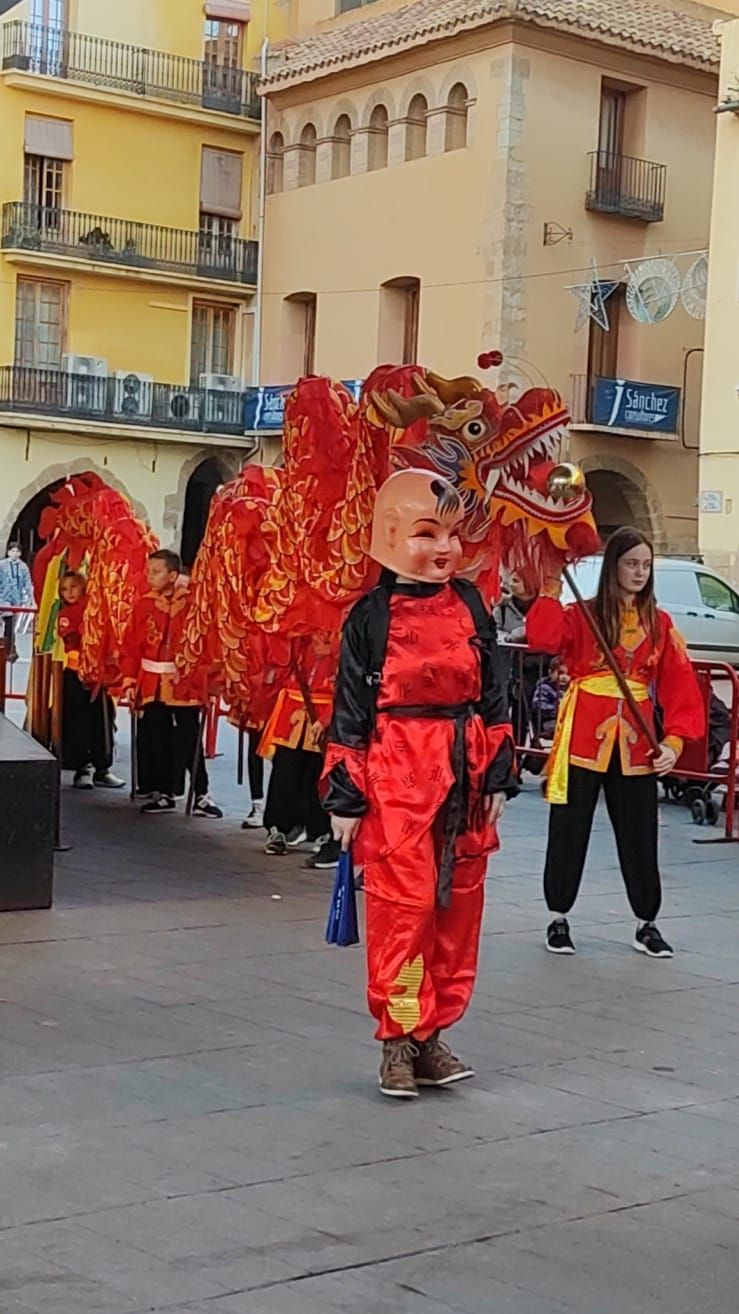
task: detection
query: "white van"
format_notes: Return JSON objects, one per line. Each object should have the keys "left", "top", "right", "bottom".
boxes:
{"left": 561, "top": 557, "right": 739, "bottom": 668}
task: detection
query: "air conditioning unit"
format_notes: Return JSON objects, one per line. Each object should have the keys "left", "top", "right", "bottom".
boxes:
{"left": 169, "top": 390, "right": 201, "bottom": 424}
{"left": 62, "top": 354, "right": 108, "bottom": 414}
{"left": 114, "top": 371, "right": 153, "bottom": 419}
{"left": 199, "top": 373, "right": 241, "bottom": 392}
{"left": 62, "top": 354, "right": 108, "bottom": 377}
{"left": 200, "top": 373, "right": 242, "bottom": 425}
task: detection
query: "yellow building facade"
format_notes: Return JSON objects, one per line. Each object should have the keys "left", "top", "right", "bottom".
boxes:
{"left": 700, "top": 14, "right": 739, "bottom": 583}
{"left": 0, "top": 0, "right": 287, "bottom": 561}
{"left": 261, "top": 0, "right": 730, "bottom": 554}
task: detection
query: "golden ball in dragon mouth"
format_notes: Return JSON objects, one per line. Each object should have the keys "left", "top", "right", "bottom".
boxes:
{"left": 547, "top": 462, "right": 587, "bottom": 503}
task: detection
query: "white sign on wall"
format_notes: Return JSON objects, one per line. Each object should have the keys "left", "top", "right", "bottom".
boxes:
{"left": 700, "top": 491, "right": 724, "bottom": 514}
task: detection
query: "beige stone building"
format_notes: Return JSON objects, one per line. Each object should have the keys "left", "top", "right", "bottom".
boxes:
{"left": 700, "top": 14, "right": 739, "bottom": 583}
{"left": 260, "top": 0, "right": 734, "bottom": 554}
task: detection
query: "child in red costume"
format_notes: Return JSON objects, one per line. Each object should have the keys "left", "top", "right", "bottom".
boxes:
{"left": 526, "top": 527, "right": 705, "bottom": 959}
{"left": 57, "top": 570, "right": 124, "bottom": 791}
{"left": 121, "top": 550, "right": 222, "bottom": 818}
{"left": 322, "top": 470, "right": 516, "bottom": 1099}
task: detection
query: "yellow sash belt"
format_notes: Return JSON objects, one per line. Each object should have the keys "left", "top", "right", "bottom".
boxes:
{"left": 546, "top": 673, "right": 650, "bottom": 806}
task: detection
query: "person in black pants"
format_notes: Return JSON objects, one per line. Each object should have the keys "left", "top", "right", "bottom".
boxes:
{"left": 526, "top": 528, "right": 705, "bottom": 959}
{"left": 57, "top": 570, "right": 124, "bottom": 790}
{"left": 241, "top": 727, "right": 265, "bottom": 829}
{"left": 263, "top": 743, "right": 331, "bottom": 857}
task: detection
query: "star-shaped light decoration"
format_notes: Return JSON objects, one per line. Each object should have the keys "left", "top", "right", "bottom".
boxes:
{"left": 567, "top": 260, "right": 620, "bottom": 332}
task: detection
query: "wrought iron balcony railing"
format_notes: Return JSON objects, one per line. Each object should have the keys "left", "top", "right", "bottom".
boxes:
{"left": 0, "top": 366, "right": 247, "bottom": 437}
{"left": 1, "top": 20, "right": 260, "bottom": 119}
{"left": 586, "top": 151, "right": 666, "bottom": 223}
{"left": 2, "top": 202, "right": 258, "bottom": 285}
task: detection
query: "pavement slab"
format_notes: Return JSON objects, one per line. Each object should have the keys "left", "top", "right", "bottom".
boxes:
{"left": 0, "top": 732, "right": 736, "bottom": 1312}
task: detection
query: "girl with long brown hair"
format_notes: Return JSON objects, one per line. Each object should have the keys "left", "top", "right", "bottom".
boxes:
{"left": 526, "top": 527, "right": 705, "bottom": 958}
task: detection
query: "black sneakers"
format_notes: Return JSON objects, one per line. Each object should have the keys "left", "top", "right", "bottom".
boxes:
{"left": 304, "top": 835, "right": 342, "bottom": 870}
{"left": 140, "top": 793, "right": 176, "bottom": 814}
{"left": 546, "top": 917, "right": 576, "bottom": 955}
{"left": 193, "top": 794, "right": 223, "bottom": 819}
{"left": 634, "top": 923, "right": 674, "bottom": 958}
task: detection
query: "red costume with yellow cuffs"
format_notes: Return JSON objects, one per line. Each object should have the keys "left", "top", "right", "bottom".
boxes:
{"left": 527, "top": 594, "right": 705, "bottom": 804}
{"left": 322, "top": 470, "right": 516, "bottom": 1097}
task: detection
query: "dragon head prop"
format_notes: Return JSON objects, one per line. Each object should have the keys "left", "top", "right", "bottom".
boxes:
{"left": 364, "top": 356, "right": 600, "bottom": 593}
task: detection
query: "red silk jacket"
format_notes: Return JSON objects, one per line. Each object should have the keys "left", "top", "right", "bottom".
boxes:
{"left": 526, "top": 595, "right": 705, "bottom": 779}
{"left": 120, "top": 586, "right": 203, "bottom": 707}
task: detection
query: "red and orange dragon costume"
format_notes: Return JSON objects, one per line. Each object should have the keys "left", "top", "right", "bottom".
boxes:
{"left": 178, "top": 355, "right": 600, "bottom": 724}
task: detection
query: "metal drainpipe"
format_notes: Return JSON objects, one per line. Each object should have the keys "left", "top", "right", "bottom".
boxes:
{"left": 252, "top": 36, "right": 269, "bottom": 387}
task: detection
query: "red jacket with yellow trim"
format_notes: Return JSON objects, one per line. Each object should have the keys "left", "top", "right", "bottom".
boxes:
{"left": 120, "top": 586, "right": 204, "bottom": 706}
{"left": 526, "top": 596, "right": 705, "bottom": 775}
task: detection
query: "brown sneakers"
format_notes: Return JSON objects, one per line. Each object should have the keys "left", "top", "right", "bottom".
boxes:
{"left": 414, "top": 1032, "right": 474, "bottom": 1087}
{"left": 378, "top": 1038, "right": 420, "bottom": 1098}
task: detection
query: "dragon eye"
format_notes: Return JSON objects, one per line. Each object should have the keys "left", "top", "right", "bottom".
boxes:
{"left": 464, "top": 420, "right": 486, "bottom": 440}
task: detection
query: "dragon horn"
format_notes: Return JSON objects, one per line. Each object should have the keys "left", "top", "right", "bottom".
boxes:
{"left": 370, "top": 385, "right": 444, "bottom": 429}
{"left": 425, "top": 370, "right": 483, "bottom": 405}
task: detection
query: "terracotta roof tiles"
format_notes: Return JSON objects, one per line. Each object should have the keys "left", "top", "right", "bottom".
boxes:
{"left": 263, "top": 0, "right": 726, "bottom": 89}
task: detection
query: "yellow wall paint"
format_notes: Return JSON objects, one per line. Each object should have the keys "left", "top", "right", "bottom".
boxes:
{"left": 0, "top": 2, "right": 287, "bottom": 547}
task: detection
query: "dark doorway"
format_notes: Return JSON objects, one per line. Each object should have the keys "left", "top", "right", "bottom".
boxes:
{"left": 586, "top": 469, "right": 654, "bottom": 542}
{"left": 6, "top": 476, "right": 68, "bottom": 565}
{"left": 180, "top": 458, "right": 226, "bottom": 568}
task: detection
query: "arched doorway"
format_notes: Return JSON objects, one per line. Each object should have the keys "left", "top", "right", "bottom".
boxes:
{"left": 6, "top": 476, "right": 68, "bottom": 565}
{"left": 180, "top": 458, "right": 225, "bottom": 568}
{"left": 586, "top": 469, "right": 655, "bottom": 544}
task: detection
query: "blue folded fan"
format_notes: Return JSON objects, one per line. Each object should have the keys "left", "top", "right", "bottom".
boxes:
{"left": 325, "top": 848, "right": 359, "bottom": 947}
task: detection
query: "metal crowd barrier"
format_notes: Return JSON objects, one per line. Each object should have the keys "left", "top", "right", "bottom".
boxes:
{"left": 503, "top": 641, "right": 739, "bottom": 844}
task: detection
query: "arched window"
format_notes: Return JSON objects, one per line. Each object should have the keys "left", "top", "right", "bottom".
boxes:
{"left": 298, "top": 123, "right": 317, "bottom": 187}
{"left": 445, "top": 82, "right": 469, "bottom": 151}
{"left": 405, "top": 94, "right": 428, "bottom": 161}
{"left": 367, "top": 104, "right": 389, "bottom": 172}
{"left": 332, "top": 114, "right": 352, "bottom": 180}
{"left": 267, "top": 131, "right": 284, "bottom": 194}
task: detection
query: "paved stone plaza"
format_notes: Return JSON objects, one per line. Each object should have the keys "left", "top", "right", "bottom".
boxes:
{"left": 1, "top": 741, "right": 738, "bottom": 1313}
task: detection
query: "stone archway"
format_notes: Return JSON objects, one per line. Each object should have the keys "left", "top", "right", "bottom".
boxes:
{"left": 1, "top": 461, "right": 147, "bottom": 562}
{"left": 580, "top": 454, "right": 667, "bottom": 552}
{"left": 179, "top": 455, "right": 235, "bottom": 568}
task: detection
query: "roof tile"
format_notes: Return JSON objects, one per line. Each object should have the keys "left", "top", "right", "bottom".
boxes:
{"left": 263, "top": 0, "right": 726, "bottom": 89}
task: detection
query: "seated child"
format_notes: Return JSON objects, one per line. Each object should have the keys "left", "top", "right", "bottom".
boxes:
{"left": 532, "top": 657, "right": 569, "bottom": 740}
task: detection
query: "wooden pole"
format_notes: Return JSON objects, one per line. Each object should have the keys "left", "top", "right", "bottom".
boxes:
{"left": 129, "top": 704, "right": 138, "bottom": 802}
{"left": 0, "top": 638, "right": 6, "bottom": 716}
{"left": 50, "top": 660, "right": 64, "bottom": 760}
{"left": 185, "top": 706, "right": 208, "bottom": 817}
{"left": 237, "top": 725, "right": 245, "bottom": 786}
{"left": 562, "top": 565, "right": 661, "bottom": 755}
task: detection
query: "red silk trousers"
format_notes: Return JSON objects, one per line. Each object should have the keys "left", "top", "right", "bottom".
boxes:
{"left": 364, "top": 844, "right": 486, "bottom": 1042}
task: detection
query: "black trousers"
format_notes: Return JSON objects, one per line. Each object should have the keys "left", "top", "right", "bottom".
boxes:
{"left": 138, "top": 702, "right": 208, "bottom": 799}
{"left": 263, "top": 744, "right": 330, "bottom": 840}
{"left": 543, "top": 755, "right": 661, "bottom": 923}
{"left": 62, "top": 668, "right": 113, "bottom": 773}
{"left": 248, "top": 731, "right": 264, "bottom": 802}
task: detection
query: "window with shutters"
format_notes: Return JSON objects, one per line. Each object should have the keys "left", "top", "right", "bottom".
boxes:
{"left": 191, "top": 301, "right": 236, "bottom": 383}
{"left": 23, "top": 154, "right": 65, "bottom": 230}
{"left": 378, "top": 278, "right": 420, "bottom": 365}
{"left": 283, "top": 293, "right": 317, "bottom": 377}
{"left": 29, "top": 0, "right": 67, "bottom": 72}
{"left": 14, "top": 278, "right": 67, "bottom": 370}
{"left": 199, "top": 213, "right": 236, "bottom": 271}
{"left": 203, "top": 18, "right": 244, "bottom": 105}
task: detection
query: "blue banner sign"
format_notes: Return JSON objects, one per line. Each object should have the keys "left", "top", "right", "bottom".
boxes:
{"left": 591, "top": 377, "right": 680, "bottom": 434}
{"left": 244, "top": 380, "right": 363, "bottom": 431}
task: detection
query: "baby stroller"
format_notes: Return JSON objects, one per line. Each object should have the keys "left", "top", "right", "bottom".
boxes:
{"left": 661, "top": 680, "right": 731, "bottom": 826}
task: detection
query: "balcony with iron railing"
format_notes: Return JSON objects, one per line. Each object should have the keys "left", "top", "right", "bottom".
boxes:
{"left": 0, "top": 366, "right": 248, "bottom": 438}
{"left": 1, "top": 20, "right": 260, "bottom": 120}
{"left": 1, "top": 202, "right": 258, "bottom": 287}
{"left": 586, "top": 151, "right": 667, "bottom": 223}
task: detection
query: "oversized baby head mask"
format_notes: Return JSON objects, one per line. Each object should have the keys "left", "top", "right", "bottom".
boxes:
{"left": 370, "top": 469, "right": 465, "bottom": 584}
